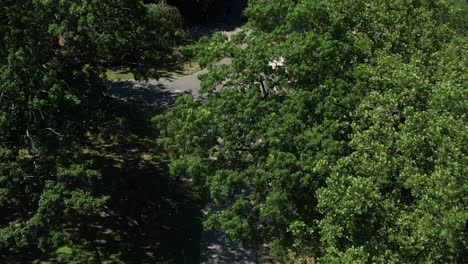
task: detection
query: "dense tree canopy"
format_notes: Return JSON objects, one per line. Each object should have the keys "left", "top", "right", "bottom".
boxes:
{"left": 157, "top": 0, "right": 467, "bottom": 262}
{"left": 1, "top": 0, "right": 466, "bottom": 262}
{"left": 0, "top": 0, "right": 182, "bottom": 261}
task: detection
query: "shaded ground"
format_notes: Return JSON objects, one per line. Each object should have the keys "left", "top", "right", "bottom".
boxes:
{"left": 200, "top": 231, "right": 257, "bottom": 264}
{"left": 77, "top": 100, "right": 204, "bottom": 263}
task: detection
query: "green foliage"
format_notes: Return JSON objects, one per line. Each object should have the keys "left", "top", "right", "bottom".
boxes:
{"left": 0, "top": 0, "right": 183, "bottom": 261}
{"left": 451, "top": 0, "right": 468, "bottom": 34}
{"left": 156, "top": 0, "right": 467, "bottom": 262}
{"left": 318, "top": 45, "right": 468, "bottom": 263}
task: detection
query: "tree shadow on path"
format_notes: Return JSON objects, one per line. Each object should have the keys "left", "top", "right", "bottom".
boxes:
{"left": 106, "top": 81, "right": 180, "bottom": 107}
